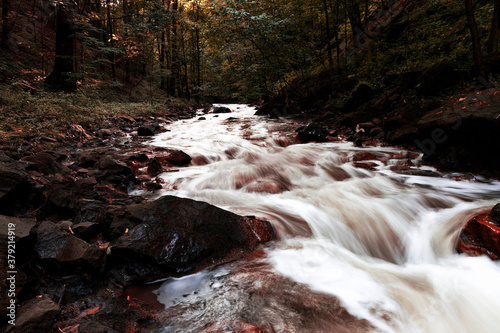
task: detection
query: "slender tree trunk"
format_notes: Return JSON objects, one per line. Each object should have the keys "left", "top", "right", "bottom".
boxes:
{"left": 45, "top": 1, "right": 77, "bottom": 92}
{"left": 106, "top": 0, "right": 116, "bottom": 81}
{"left": 167, "top": 0, "right": 179, "bottom": 96}
{"left": 486, "top": 0, "right": 500, "bottom": 53}
{"left": 123, "top": 0, "right": 131, "bottom": 82}
{"left": 323, "top": 0, "right": 334, "bottom": 70}
{"left": 1, "top": 0, "right": 11, "bottom": 49}
{"left": 364, "top": 0, "right": 372, "bottom": 61}
{"left": 335, "top": 0, "right": 340, "bottom": 72}
{"left": 465, "top": 0, "right": 488, "bottom": 79}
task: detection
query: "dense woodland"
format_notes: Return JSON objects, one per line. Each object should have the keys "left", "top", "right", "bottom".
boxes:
{"left": 0, "top": 0, "right": 499, "bottom": 102}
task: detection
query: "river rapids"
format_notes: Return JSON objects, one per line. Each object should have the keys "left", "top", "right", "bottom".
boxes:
{"left": 135, "top": 104, "right": 500, "bottom": 333}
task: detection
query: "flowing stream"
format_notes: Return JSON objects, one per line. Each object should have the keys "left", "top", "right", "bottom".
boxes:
{"left": 137, "top": 105, "right": 500, "bottom": 332}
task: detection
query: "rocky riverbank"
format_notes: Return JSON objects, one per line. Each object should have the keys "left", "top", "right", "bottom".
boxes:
{"left": 0, "top": 110, "right": 276, "bottom": 332}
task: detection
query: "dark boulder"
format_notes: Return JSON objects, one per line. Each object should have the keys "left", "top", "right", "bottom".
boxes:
{"left": 4, "top": 295, "right": 61, "bottom": 333}
{"left": 155, "top": 148, "right": 192, "bottom": 166}
{"left": 96, "top": 155, "right": 136, "bottom": 186}
{"left": 489, "top": 203, "right": 500, "bottom": 225}
{"left": 137, "top": 123, "right": 160, "bottom": 136}
{"left": 213, "top": 106, "right": 232, "bottom": 114}
{"left": 21, "top": 152, "right": 70, "bottom": 175}
{"left": 77, "top": 151, "right": 101, "bottom": 168}
{"left": 296, "top": 124, "right": 329, "bottom": 143}
{"left": 147, "top": 157, "right": 163, "bottom": 177}
{"left": 108, "top": 195, "right": 276, "bottom": 283}
{"left": 0, "top": 163, "right": 44, "bottom": 216}
{"left": 35, "top": 221, "right": 106, "bottom": 273}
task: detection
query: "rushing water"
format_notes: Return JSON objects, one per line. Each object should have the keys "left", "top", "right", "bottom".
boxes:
{"left": 139, "top": 105, "right": 500, "bottom": 332}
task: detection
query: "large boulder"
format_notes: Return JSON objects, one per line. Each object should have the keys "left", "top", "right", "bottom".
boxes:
{"left": 108, "top": 195, "right": 276, "bottom": 283}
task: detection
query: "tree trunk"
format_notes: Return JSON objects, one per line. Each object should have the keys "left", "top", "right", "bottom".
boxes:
{"left": 45, "top": 1, "right": 77, "bottom": 92}
{"left": 486, "top": 0, "right": 500, "bottom": 53}
{"left": 347, "top": 0, "right": 362, "bottom": 37}
{"left": 123, "top": 0, "right": 131, "bottom": 82}
{"left": 323, "top": 0, "right": 334, "bottom": 70}
{"left": 167, "top": 0, "right": 179, "bottom": 96}
{"left": 1, "top": 0, "right": 11, "bottom": 49}
{"left": 465, "top": 0, "right": 488, "bottom": 80}
{"left": 106, "top": 0, "right": 116, "bottom": 81}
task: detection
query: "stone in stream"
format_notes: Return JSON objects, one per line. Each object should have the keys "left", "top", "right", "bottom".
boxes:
{"left": 147, "top": 156, "right": 163, "bottom": 177}
{"left": 296, "top": 124, "right": 329, "bottom": 143}
{"left": 154, "top": 147, "right": 192, "bottom": 166}
{"left": 212, "top": 106, "right": 232, "bottom": 114}
{"left": 137, "top": 123, "right": 160, "bottom": 136}
{"left": 489, "top": 203, "right": 500, "bottom": 225}
{"left": 107, "top": 195, "right": 276, "bottom": 283}
{"left": 457, "top": 210, "right": 500, "bottom": 260}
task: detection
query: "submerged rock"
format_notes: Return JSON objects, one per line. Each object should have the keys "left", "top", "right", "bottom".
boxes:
{"left": 108, "top": 195, "right": 276, "bottom": 283}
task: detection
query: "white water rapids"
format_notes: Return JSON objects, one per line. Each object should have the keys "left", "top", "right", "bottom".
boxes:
{"left": 138, "top": 105, "right": 500, "bottom": 332}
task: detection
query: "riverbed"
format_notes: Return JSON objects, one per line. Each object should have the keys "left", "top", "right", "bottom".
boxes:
{"left": 138, "top": 104, "right": 500, "bottom": 333}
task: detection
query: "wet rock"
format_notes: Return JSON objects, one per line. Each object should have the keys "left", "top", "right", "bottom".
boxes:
{"left": 145, "top": 182, "right": 163, "bottom": 190}
{"left": 0, "top": 215, "right": 36, "bottom": 243}
{"left": 45, "top": 177, "right": 99, "bottom": 217}
{"left": 77, "top": 151, "right": 101, "bottom": 168}
{"left": 457, "top": 211, "right": 500, "bottom": 260}
{"left": 0, "top": 163, "right": 44, "bottom": 216}
{"left": 147, "top": 157, "right": 162, "bottom": 177}
{"left": 296, "top": 124, "right": 329, "bottom": 143}
{"left": 137, "top": 123, "right": 159, "bottom": 136}
{"left": 5, "top": 295, "right": 61, "bottom": 333}
{"left": 97, "top": 155, "right": 136, "bottom": 186}
{"left": 97, "top": 129, "right": 113, "bottom": 137}
{"left": 213, "top": 106, "right": 232, "bottom": 114}
{"left": 72, "top": 222, "right": 100, "bottom": 241}
{"left": 155, "top": 148, "right": 192, "bottom": 166}
{"left": 35, "top": 221, "right": 106, "bottom": 273}
{"left": 489, "top": 204, "right": 500, "bottom": 225}
{"left": 352, "top": 152, "right": 377, "bottom": 161}
{"left": 21, "top": 152, "right": 70, "bottom": 175}
{"left": 109, "top": 195, "right": 276, "bottom": 283}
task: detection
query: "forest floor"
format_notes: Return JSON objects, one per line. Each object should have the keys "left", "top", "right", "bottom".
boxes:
{"left": 0, "top": 83, "right": 203, "bottom": 158}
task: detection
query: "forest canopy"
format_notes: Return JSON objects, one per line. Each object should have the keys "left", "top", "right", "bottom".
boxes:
{"left": 0, "top": 0, "right": 499, "bottom": 101}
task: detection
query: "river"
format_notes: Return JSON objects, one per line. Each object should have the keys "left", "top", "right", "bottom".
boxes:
{"left": 137, "top": 104, "right": 500, "bottom": 332}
